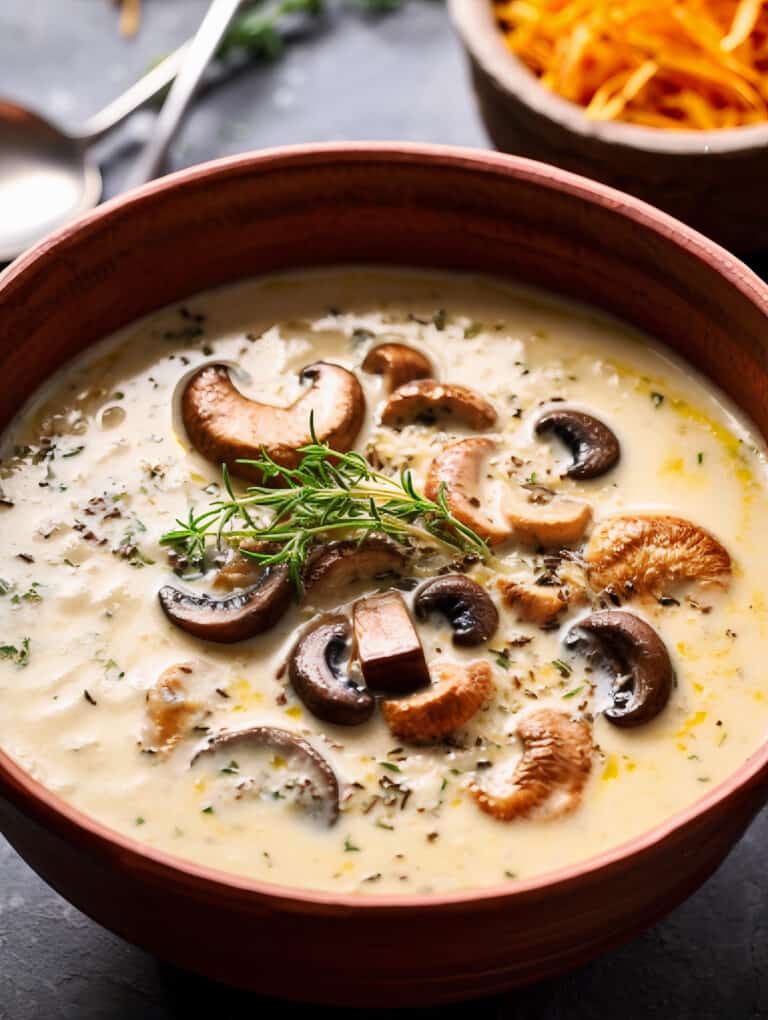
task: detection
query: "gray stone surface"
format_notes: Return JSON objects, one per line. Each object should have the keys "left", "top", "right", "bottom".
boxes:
{"left": 0, "top": 2, "right": 767, "bottom": 1016}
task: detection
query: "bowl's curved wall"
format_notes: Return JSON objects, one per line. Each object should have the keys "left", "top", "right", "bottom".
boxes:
{"left": 1, "top": 145, "right": 768, "bottom": 1005}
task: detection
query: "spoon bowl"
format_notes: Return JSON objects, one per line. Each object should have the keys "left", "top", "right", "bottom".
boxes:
{"left": 0, "top": 102, "right": 101, "bottom": 262}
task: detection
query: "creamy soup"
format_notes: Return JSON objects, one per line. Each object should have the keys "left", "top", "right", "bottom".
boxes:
{"left": 1, "top": 268, "right": 767, "bottom": 896}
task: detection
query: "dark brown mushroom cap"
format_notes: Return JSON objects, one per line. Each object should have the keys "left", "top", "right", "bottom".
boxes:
{"left": 414, "top": 575, "right": 499, "bottom": 646}
{"left": 535, "top": 409, "right": 620, "bottom": 480}
{"left": 158, "top": 565, "right": 292, "bottom": 643}
{"left": 181, "top": 361, "right": 365, "bottom": 481}
{"left": 352, "top": 590, "right": 430, "bottom": 695}
{"left": 289, "top": 614, "right": 374, "bottom": 726}
{"left": 566, "top": 610, "right": 674, "bottom": 727}
{"left": 191, "top": 726, "right": 339, "bottom": 826}
{"left": 362, "top": 343, "right": 433, "bottom": 392}
{"left": 302, "top": 536, "right": 407, "bottom": 596}
{"left": 380, "top": 379, "right": 497, "bottom": 430}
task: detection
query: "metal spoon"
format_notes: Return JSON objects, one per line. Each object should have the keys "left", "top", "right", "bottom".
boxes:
{"left": 0, "top": 45, "right": 187, "bottom": 262}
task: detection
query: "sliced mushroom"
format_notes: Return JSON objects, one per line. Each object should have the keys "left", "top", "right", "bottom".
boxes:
{"left": 381, "top": 660, "right": 494, "bottom": 743}
{"left": 566, "top": 610, "right": 674, "bottom": 727}
{"left": 192, "top": 726, "right": 339, "bottom": 826}
{"left": 504, "top": 485, "right": 592, "bottom": 547}
{"left": 352, "top": 591, "right": 430, "bottom": 694}
{"left": 303, "top": 536, "right": 407, "bottom": 596}
{"left": 585, "top": 514, "right": 731, "bottom": 598}
{"left": 362, "top": 343, "right": 433, "bottom": 392}
{"left": 182, "top": 361, "right": 365, "bottom": 481}
{"left": 535, "top": 409, "right": 620, "bottom": 479}
{"left": 414, "top": 575, "right": 499, "bottom": 646}
{"left": 158, "top": 564, "right": 292, "bottom": 643}
{"left": 470, "top": 709, "right": 592, "bottom": 821}
{"left": 498, "top": 580, "right": 571, "bottom": 626}
{"left": 213, "top": 539, "right": 271, "bottom": 591}
{"left": 380, "top": 380, "right": 497, "bottom": 430}
{"left": 289, "top": 614, "right": 374, "bottom": 726}
{"left": 142, "top": 662, "right": 202, "bottom": 754}
{"left": 425, "top": 437, "right": 512, "bottom": 545}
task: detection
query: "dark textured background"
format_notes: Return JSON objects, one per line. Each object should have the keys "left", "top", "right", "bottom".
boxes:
{"left": 1, "top": 2, "right": 767, "bottom": 1017}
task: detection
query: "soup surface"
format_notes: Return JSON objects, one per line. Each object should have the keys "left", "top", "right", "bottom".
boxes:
{"left": 1, "top": 268, "right": 767, "bottom": 895}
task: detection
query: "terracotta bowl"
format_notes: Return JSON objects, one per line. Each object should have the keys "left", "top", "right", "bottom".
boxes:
{"left": 449, "top": 0, "right": 768, "bottom": 253}
{"left": 1, "top": 144, "right": 768, "bottom": 1006}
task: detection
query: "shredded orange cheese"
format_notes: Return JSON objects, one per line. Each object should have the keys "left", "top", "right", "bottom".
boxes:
{"left": 494, "top": 0, "right": 768, "bottom": 128}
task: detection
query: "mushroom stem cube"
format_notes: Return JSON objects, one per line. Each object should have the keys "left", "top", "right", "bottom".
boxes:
{"left": 352, "top": 591, "right": 430, "bottom": 695}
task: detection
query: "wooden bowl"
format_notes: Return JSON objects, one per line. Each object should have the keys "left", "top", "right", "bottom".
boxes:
{"left": 449, "top": 0, "right": 768, "bottom": 253}
{"left": 1, "top": 144, "right": 768, "bottom": 1006}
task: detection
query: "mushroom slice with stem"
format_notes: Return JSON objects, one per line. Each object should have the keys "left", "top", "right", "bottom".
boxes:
{"left": 303, "top": 536, "right": 408, "bottom": 598}
{"left": 381, "top": 660, "right": 494, "bottom": 743}
{"left": 181, "top": 361, "right": 365, "bottom": 481}
{"left": 425, "top": 437, "right": 513, "bottom": 545}
{"left": 362, "top": 343, "right": 433, "bottom": 392}
{"left": 380, "top": 380, "right": 497, "bottom": 430}
{"left": 535, "top": 408, "right": 620, "bottom": 479}
{"left": 414, "top": 575, "right": 499, "bottom": 646}
{"left": 470, "top": 709, "right": 593, "bottom": 822}
{"left": 142, "top": 662, "right": 203, "bottom": 754}
{"left": 585, "top": 514, "right": 731, "bottom": 599}
{"left": 289, "top": 614, "right": 374, "bottom": 726}
{"left": 566, "top": 610, "right": 674, "bottom": 727}
{"left": 498, "top": 580, "right": 571, "bottom": 627}
{"left": 352, "top": 590, "right": 430, "bottom": 695}
{"left": 158, "top": 564, "right": 292, "bottom": 643}
{"left": 192, "top": 726, "right": 340, "bottom": 826}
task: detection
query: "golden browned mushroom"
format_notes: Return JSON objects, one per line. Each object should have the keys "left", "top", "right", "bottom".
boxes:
{"left": 142, "top": 663, "right": 202, "bottom": 754}
{"left": 362, "top": 343, "right": 433, "bottom": 392}
{"left": 470, "top": 709, "right": 592, "bottom": 822}
{"left": 535, "top": 409, "right": 620, "bottom": 479}
{"left": 498, "top": 580, "right": 571, "bottom": 626}
{"left": 158, "top": 565, "right": 292, "bottom": 643}
{"left": 352, "top": 590, "right": 430, "bottom": 695}
{"left": 303, "top": 536, "right": 408, "bottom": 596}
{"left": 585, "top": 514, "right": 731, "bottom": 598}
{"left": 414, "top": 575, "right": 499, "bottom": 646}
{"left": 181, "top": 361, "right": 365, "bottom": 481}
{"left": 504, "top": 484, "right": 592, "bottom": 547}
{"left": 425, "top": 437, "right": 512, "bottom": 545}
{"left": 192, "top": 726, "right": 340, "bottom": 826}
{"left": 380, "top": 380, "right": 497, "bottom": 430}
{"left": 381, "top": 660, "right": 494, "bottom": 743}
{"left": 566, "top": 610, "right": 674, "bottom": 727}
{"left": 289, "top": 614, "right": 374, "bottom": 726}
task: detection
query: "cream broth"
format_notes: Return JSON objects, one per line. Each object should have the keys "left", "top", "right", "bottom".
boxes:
{"left": 1, "top": 268, "right": 767, "bottom": 895}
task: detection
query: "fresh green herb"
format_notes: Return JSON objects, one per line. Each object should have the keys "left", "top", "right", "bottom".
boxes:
{"left": 440, "top": 777, "right": 448, "bottom": 791}
{"left": 220, "top": 760, "right": 240, "bottom": 775}
{"left": 552, "top": 658, "right": 572, "bottom": 679}
{"left": 202, "top": 805, "right": 215, "bottom": 815}
{"left": 104, "top": 659, "right": 125, "bottom": 681}
{"left": 651, "top": 392, "right": 665, "bottom": 408}
{"left": 504, "top": 870, "right": 517, "bottom": 879}
{"left": 375, "top": 819, "right": 395, "bottom": 831}
{"left": 489, "top": 647, "right": 511, "bottom": 669}
{"left": 0, "top": 637, "right": 30, "bottom": 667}
{"left": 463, "top": 321, "right": 482, "bottom": 340}
{"left": 344, "top": 836, "right": 361, "bottom": 852}
{"left": 379, "top": 761, "right": 401, "bottom": 773}
{"left": 562, "top": 685, "right": 583, "bottom": 699}
{"left": 697, "top": 452, "right": 704, "bottom": 464}
{"left": 135, "top": 816, "right": 146, "bottom": 826}
{"left": 161, "top": 422, "right": 488, "bottom": 593}
{"left": 0, "top": 579, "right": 13, "bottom": 596}
{"left": 113, "top": 391, "right": 125, "bottom": 401}
{"left": 10, "top": 582, "right": 43, "bottom": 606}
{"left": 525, "top": 472, "right": 538, "bottom": 485}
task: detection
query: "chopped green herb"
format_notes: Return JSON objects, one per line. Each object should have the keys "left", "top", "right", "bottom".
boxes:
{"left": 463, "top": 322, "right": 482, "bottom": 339}
{"left": 375, "top": 820, "right": 395, "bottom": 831}
{"left": 697, "top": 452, "right": 704, "bottom": 464}
{"left": 202, "top": 805, "right": 215, "bottom": 815}
{"left": 379, "top": 761, "right": 401, "bottom": 773}
{"left": 504, "top": 870, "right": 517, "bottom": 879}
{"left": 220, "top": 760, "right": 240, "bottom": 775}
{"left": 552, "top": 658, "right": 572, "bottom": 678}
{"left": 490, "top": 648, "right": 511, "bottom": 670}
{"left": 562, "top": 685, "right": 583, "bottom": 699}
{"left": 135, "top": 816, "right": 146, "bottom": 826}
{"left": 525, "top": 472, "right": 538, "bottom": 485}
{"left": 344, "top": 836, "right": 361, "bottom": 852}
{"left": 0, "top": 579, "right": 13, "bottom": 596}
{"left": 0, "top": 637, "right": 30, "bottom": 667}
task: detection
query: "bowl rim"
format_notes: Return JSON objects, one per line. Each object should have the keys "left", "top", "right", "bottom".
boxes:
{"left": 2, "top": 140, "right": 768, "bottom": 912}
{"left": 449, "top": 0, "right": 768, "bottom": 156}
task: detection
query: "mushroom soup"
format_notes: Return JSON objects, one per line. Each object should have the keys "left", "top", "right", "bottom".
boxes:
{"left": 1, "top": 268, "right": 767, "bottom": 895}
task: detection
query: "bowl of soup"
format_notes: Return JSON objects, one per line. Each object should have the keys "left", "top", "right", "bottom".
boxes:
{"left": 1, "top": 143, "right": 768, "bottom": 1005}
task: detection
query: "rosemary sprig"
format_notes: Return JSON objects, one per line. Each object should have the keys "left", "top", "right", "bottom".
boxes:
{"left": 161, "top": 427, "right": 487, "bottom": 592}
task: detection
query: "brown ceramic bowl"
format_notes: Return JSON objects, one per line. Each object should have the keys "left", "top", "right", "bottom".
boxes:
{"left": 1, "top": 144, "right": 768, "bottom": 1006}
{"left": 449, "top": 0, "right": 768, "bottom": 253}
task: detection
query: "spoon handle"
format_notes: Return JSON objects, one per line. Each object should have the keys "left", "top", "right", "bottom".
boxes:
{"left": 76, "top": 43, "right": 190, "bottom": 146}
{"left": 126, "top": 0, "right": 243, "bottom": 190}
